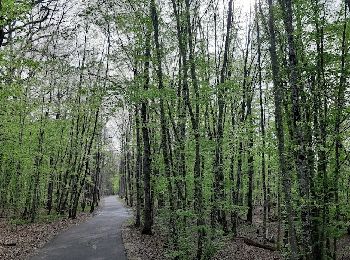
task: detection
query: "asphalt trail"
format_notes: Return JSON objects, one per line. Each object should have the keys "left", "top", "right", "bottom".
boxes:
{"left": 31, "top": 196, "right": 130, "bottom": 260}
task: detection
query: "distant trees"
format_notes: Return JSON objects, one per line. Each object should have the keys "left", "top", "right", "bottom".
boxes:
{"left": 0, "top": 0, "right": 117, "bottom": 221}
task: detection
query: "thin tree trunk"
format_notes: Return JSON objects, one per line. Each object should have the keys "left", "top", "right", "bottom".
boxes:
{"left": 246, "top": 84, "right": 254, "bottom": 224}
{"left": 266, "top": 0, "right": 298, "bottom": 258}
{"left": 150, "top": 0, "right": 178, "bottom": 251}
{"left": 31, "top": 96, "right": 45, "bottom": 223}
{"left": 135, "top": 105, "right": 142, "bottom": 227}
{"left": 213, "top": 0, "right": 233, "bottom": 232}
{"left": 256, "top": 5, "right": 267, "bottom": 241}
{"left": 141, "top": 25, "right": 153, "bottom": 235}
{"left": 333, "top": 5, "right": 347, "bottom": 259}
{"left": 184, "top": 0, "right": 205, "bottom": 257}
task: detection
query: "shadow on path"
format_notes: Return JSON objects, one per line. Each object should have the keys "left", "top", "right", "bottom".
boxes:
{"left": 31, "top": 196, "right": 130, "bottom": 260}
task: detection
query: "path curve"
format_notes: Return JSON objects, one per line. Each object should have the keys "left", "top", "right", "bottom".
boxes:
{"left": 31, "top": 196, "right": 130, "bottom": 260}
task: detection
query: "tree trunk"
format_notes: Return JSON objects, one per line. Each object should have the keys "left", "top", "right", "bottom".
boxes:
{"left": 213, "top": 0, "right": 233, "bottom": 232}
{"left": 141, "top": 25, "right": 153, "bottom": 235}
{"left": 333, "top": 6, "right": 347, "bottom": 259}
{"left": 256, "top": 6, "right": 267, "bottom": 241}
{"left": 266, "top": 0, "right": 298, "bottom": 258}
{"left": 135, "top": 105, "right": 142, "bottom": 227}
{"left": 185, "top": 0, "right": 205, "bottom": 257}
{"left": 150, "top": 0, "right": 178, "bottom": 251}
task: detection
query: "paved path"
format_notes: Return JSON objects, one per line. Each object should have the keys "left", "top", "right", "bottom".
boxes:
{"left": 31, "top": 196, "right": 130, "bottom": 260}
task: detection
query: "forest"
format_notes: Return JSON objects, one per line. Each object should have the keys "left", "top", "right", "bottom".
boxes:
{"left": 0, "top": 0, "right": 350, "bottom": 259}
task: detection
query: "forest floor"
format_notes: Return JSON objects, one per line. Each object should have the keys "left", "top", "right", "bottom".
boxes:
{"left": 0, "top": 211, "right": 90, "bottom": 260}
{"left": 122, "top": 206, "right": 350, "bottom": 260}
{"left": 122, "top": 218, "right": 281, "bottom": 260}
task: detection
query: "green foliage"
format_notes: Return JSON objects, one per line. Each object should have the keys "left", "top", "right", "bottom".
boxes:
{"left": 0, "top": 0, "right": 30, "bottom": 22}
{"left": 112, "top": 175, "right": 120, "bottom": 194}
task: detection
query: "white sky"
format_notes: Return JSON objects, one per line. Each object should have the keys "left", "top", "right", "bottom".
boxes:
{"left": 238, "top": 0, "right": 255, "bottom": 12}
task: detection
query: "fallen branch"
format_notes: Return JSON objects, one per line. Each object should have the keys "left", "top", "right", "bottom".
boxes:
{"left": 1, "top": 242, "right": 17, "bottom": 247}
{"left": 236, "top": 237, "right": 277, "bottom": 251}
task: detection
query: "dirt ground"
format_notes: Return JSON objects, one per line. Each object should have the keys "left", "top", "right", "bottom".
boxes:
{"left": 0, "top": 212, "right": 90, "bottom": 260}
{"left": 122, "top": 206, "right": 350, "bottom": 260}
{"left": 122, "top": 220, "right": 281, "bottom": 260}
